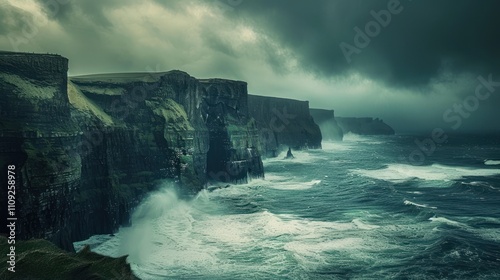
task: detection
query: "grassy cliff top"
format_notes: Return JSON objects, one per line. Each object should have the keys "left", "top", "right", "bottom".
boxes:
{"left": 146, "top": 98, "right": 194, "bottom": 132}
{"left": 67, "top": 81, "right": 116, "bottom": 126}
{"left": 0, "top": 50, "right": 64, "bottom": 57}
{"left": 248, "top": 94, "right": 309, "bottom": 104}
{"left": 0, "top": 72, "right": 57, "bottom": 99}
{"left": 198, "top": 78, "right": 247, "bottom": 84}
{"left": 70, "top": 70, "right": 191, "bottom": 84}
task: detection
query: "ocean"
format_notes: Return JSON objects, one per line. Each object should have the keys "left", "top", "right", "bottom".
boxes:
{"left": 74, "top": 133, "right": 500, "bottom": 279}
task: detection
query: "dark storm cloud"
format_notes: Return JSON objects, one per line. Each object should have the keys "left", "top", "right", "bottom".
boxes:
{"left": 34, "top": 0, "right": 192, "bottom": 27}
{"left": 0, "top": 0, "right": 498, "bottom": 132}
{"left": 228, "top": 0, "right": 500, "bottom": 88}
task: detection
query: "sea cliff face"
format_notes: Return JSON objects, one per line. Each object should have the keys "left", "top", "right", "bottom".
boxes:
{"left": 336, "top": 117, "right": 395, "bottom": 135}
{"left": 70, "top": 71, "right": 211, "bottom": 192}
{"left": 248, "top": 94, "right": 322, "bottom": 157}
{"left": 0, "top": 52, "right": 265, "bottom": 250}
{"left": 0, "top": 52, "right": 81, "bottom": 250}
{"left": 309, "top": 109, "right": 344, "bottom": 141}
{"left": 199, "top": 79, "right": 263, "bottom": 182}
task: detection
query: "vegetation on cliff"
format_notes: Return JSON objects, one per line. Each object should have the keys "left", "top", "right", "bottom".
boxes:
{"left": 0, "top": 236, "right": 137, "bottom": 279}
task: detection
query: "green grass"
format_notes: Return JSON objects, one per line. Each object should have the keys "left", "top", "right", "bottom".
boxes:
{"left": 0, "top": 236, "right": 138, "bottom": 279}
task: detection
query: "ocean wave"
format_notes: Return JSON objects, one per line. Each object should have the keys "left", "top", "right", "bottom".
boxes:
{"left": 352, "top": 163, "right": 500, "bottom": 183}
{"left": 404, "top": 200, "right": 437, "bottom": 209}
{"left": 266, "top": 179, "right": 322, "bottom": 191}
{"left": 283, "top": 237, "right": 363, "bottom": 268}
{"left": 429, "top": 216, "right": 465, "bottom": 227}
{"left": 484, "top": 160, "right": 500, "bottom": 166}
{"left": 321, "top": 141, "right": 352, "bottom": 151}
{"left": 81, "top": 185, "right": 386, "bottom": 278}
{"left": 207, "top": 173, "right": 322, "bottom": 192}
{"left": 461, "top": 181, "right": 495, "bottom": 189}
{"left": 406, "top": 191, "right": 424, "bottom": 195}
{"left": 352, "top": 218, "right": 381, "bottom": 230}
{"left": 342, "top": 132, "right": 384, "bottom": 144}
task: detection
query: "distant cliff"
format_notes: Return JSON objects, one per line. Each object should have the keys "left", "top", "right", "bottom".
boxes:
{"left": 0, "top": 52, "right": 264, "bottom": 251}
{"left": 336, "top": 117, "right": 395, "bottom": 135}
{"left": 309, "top": 109, "right": 344, "bottom": 141}
{"left": 248, "top": 94, "right": 322, "bottom": 156}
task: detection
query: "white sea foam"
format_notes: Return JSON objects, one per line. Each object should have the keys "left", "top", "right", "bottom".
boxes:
{"left": 407, "top": 191, "right": 423, "bottom": 195}
{"left": 404, "top": 200, "right": 437, "bottom": 209}
{"left": 321, "top": 141, "right": 352, "bottom": 152}
{"left": 342, "top": 133, "right": 383, "bottom": 144}
{"left": 284, "top": 237, "right": 363, "bottom": 269}
{"left": 352, "top": 218, "right": 381, "bottom": 230}
{"left": 429, "top": 216, "right": 464, "bottom": 227}
{"left": 81, "top": 184, "right": 384, "bottom": 278}
{"left": 353, "top": 163, "right": 500, "bottom": 183}
{"left": 474, "top": 228, "right": 500, "bottom": 243}
{"left": 461, "top": 181, "right": 495, "bottom": 189}
{"left": 73, "top": 234, "right": 113, "bottom": 252}
{"left": 242, "top": 172, "right": 323, "bottom": 191}
{"left": 484, "top": 160, "right": 500, "bottom": 166}
{"left": 266, "top": 178, "right": 322, "bottom": 191}
{"left": 342, "top": 133, "right": 368, "bottom": 142}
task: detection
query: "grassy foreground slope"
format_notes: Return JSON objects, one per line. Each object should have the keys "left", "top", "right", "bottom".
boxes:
{"left": 0, "top": 236, "right": 138, "bottom": 280}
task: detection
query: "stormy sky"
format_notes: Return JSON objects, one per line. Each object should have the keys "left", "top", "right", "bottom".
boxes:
{"left": 1, "top": 0, "right": 499, "bottom": 133}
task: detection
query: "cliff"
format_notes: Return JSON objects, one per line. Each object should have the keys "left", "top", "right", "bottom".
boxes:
{"left": 198, "top": 79, "right": 264, "bottom": 182}
{"left": 248, "top": 94, "right": 322, "bottom": 156}
{"left": 309, "top": 109, "right": 344, "bottom": 141}
{"left": 1, "top": 52, "right": 83, "bottom": 250}
{"left": 70, "top": 71, "right": 211, "bottom": 192}
{"left": 336, "top": 117, "right": 395, "bottom": 135}
{"left": 0, "top": 52, "right": 264, "bottom": 251}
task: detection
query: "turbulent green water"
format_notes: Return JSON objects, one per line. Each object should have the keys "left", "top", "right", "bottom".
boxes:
{"left": 75, "top": 134, "right": 500, "bottom": 279}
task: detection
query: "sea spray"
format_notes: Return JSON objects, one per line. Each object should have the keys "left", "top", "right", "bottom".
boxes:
{"left": 119, "top": 185, "right": 184, "bottom": 264}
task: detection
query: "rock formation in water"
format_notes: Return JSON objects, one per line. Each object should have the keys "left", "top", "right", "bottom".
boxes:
{"left": 0, "top": 51, "right": 264, "bottom": 251}
{"left": 248, "top": 94, "right": 322, "bottom": 157}
{"left": 336, "top": 117, "right": 395, "bottom": 135}
{"left": 309, "top": 109, "right": 344, "bottom": 141}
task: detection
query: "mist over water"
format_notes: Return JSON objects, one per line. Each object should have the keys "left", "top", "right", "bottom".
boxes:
{"left": 75, "top": 134, "right": 500, "bottom": 279}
